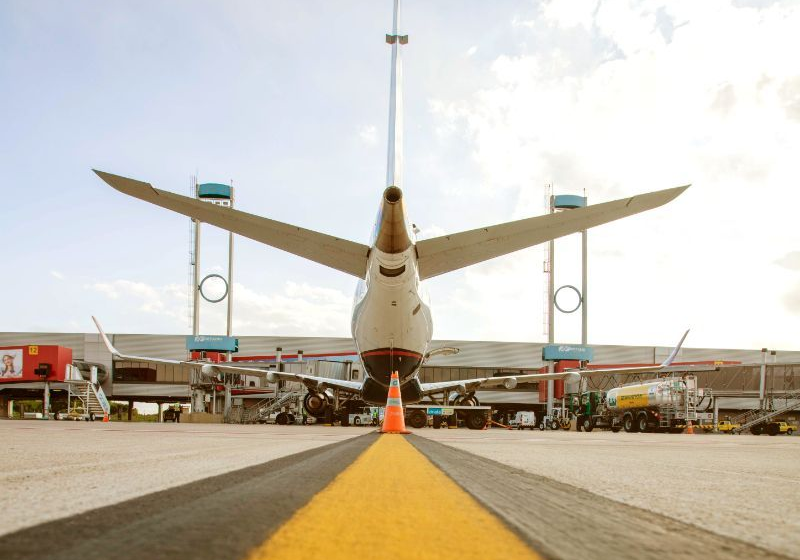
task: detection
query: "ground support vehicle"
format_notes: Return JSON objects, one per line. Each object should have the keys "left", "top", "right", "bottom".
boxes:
{"left": 348, "top": 412, "right": 376, "bottom": 426}
{"left": 572, "top": 375, "right": 712, "bottom": 433}
{"left": 717, "top": 420, "right": 740, "bottom": 433}
{"left": 510, "top": 411, "right": 537, "bottom": 430}
{"left": 538, "top": 407, "right": 571, "bottom": 431}
{"left": 749, "top": 421, "right": 794, "bottom": 436}
{"left": 405, "top": 404, "right": 492, "bottom": 430}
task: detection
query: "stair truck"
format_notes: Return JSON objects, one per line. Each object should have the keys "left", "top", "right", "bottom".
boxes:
{"left": 574, "top": 375, "right": 711, "bottom": 433}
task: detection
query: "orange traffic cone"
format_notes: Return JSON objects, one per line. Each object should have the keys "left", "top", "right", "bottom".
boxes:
{"left": 381, "top": 371, "right": 410, "bottom": 434}
{"left": 686, "top": 421, "right": 694, "bottom": 434}
{"left": 102, "top": 414, "right": 109, "bottom": 423}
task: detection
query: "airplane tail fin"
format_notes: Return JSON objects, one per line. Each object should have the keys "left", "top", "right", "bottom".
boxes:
{"left": 660, "top": 329, "right": 690, "bottom": 367}
{"left": 94, "top": 171, "right": 369, "bottom": 278}
{"left": 415, "top": 185, "right": 689, "bottom": 280}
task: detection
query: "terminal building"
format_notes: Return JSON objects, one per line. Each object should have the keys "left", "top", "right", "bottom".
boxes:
{"left": 1, "top": 330, "right": 799, "bottom": 427}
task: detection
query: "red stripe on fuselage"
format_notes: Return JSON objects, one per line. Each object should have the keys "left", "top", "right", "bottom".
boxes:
{"left": 360, "top": 349, "right": 423, "bottom": 359}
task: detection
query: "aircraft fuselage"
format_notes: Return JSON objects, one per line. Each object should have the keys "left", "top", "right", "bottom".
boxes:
{"left": 351, "top": 187, "right": 432, "bottom": 404}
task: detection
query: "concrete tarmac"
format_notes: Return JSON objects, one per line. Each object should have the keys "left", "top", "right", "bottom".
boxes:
{"left": 1, "top": 421, "right": 797, "bottom": 559}
{"left": 417, "top": 428, "right": 800, "bottom": 558}
{"left": 0, "top": 420, "right": 365, "bottom": 537}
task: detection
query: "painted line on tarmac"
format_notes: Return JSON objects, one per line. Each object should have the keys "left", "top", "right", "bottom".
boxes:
{"left": 0, "top": 432, "right": 377, "bottom": 560}
{"left": 408, "top": 435, "right": 791, "bottom": 560}
{"left": 247, "top": 434, "right": 541, "bottom": 560}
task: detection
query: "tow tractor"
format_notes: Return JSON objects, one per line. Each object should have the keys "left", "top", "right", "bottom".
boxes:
{"left": 404, "top": 404, "right": 492, "bottom": 430}
{"left": 538, "top": 407, "right": 571, "bottom": 430}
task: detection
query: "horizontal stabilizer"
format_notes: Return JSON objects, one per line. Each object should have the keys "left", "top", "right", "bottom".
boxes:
{"left": 94, "top": 171, "right": 369, "bottom": 278}
{"left": 416, "top": 185, "right": 689, "bottom": 279}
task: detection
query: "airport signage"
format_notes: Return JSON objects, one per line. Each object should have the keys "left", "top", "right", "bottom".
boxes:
{"left": 426, "top": 407, "right": 454, "bottom": 416}
{"left": 542, "top": 344, "right": 594, "bottom": 362}
{"left": 185, "top": 335, "right": 239, "bottom": 353}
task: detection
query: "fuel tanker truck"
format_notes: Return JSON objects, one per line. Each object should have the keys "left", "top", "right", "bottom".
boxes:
{"left": 574, "top": 375, "right": 710, "bottom": 433}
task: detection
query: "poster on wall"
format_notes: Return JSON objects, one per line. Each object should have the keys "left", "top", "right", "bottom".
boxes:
{"left": 1, "top": 349, "right": 23, "bottom": 378}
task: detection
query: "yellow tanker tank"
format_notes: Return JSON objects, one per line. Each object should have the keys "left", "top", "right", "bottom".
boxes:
{"left": 606, "top": 379, "right": 684, "bottom": 411}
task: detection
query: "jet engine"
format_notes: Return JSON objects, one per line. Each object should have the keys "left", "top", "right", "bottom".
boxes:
{"left": 303, "top": 391, "right": 330, "bottom": 419}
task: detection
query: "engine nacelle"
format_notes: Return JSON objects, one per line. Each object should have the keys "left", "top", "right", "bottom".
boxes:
{"left": 503, "top": 377, "right": 518, "bottom": 390}
{"left": 303, "top": 392, "right": 330, "bottom": 419}
{"left": 265, "top": 371, "right": 278, "bottom": 383}
{"left": 200, "top": 364, "right": 223, "bottom": 381}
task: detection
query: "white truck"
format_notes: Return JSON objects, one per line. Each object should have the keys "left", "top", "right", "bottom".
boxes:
{"left": 511, "top": 411, "right": 537, "bottom": 430}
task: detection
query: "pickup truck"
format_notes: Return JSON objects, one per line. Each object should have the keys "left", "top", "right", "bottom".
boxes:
{"left": 717, "top": 420, "right": 740, "bottom": 433}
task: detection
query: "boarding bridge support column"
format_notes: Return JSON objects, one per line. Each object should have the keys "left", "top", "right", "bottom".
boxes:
{"left": 713, "top": 397, "right": 719, "bottom": 433}
{"left": 759, "top": 348, "right": 767, "bottom": 409}
{"left": 43, "top": 381, "right": 51, "bottom": 419}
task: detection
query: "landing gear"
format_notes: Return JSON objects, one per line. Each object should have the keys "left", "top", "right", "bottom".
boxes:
{"left": 465, "top": 410, "right": 488, "bottom": 430}
{"left": 406, "top": 408, "right": 428, "bottom": 429}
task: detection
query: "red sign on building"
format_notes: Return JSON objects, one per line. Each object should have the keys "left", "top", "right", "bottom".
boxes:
{"left": 0, "top": 345, "right": 73, "bottom": 382}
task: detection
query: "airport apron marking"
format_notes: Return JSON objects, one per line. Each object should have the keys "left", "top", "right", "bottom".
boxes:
{"left": 247, "top": 434, "right": 541, "bottom": 560}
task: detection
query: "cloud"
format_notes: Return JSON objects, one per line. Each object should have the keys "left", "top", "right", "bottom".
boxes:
{"left": 775, "top": 251, "right": 800, "bottom": 271}
{"left": 357, "top": 124, "right": 377, "bottom": 145}
{"left": 50, "top": 270, "right": 64, "bottom": 280}
{"left": 424, "top": 0, "right": 800, "bottom": 348}
{"left": 466, "top": 45, "right": 478, "bottom": 57}
{"left": 86, "top": 278, "right": 351, "bottom": 336}
{"left": 782, "top": 282, "right": 800, "bottom": 314}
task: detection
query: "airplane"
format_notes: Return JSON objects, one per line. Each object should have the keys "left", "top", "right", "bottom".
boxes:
{"left": 91, "top": 0, "right": 689, "bottom": 424}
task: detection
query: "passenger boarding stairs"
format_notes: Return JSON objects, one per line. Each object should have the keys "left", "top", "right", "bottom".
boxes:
{"left": 231, "top": 391, "right": 301, "bottom": 424}
{"left": 731, "top": 389, "right": 800, "bottom": 433}
{"left": 65, "top": 365, "right": 111, "bottom": 420}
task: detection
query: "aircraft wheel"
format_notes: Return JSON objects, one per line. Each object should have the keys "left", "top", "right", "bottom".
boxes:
{"left": 407, "top": 409, "right": 428, "bottom": 429}
{"left": 466, "top": 410, "right": 487, "bottom": 430}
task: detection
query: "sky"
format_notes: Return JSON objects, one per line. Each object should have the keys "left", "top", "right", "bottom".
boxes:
{"left": 2, "top": 0, "right": 799, "bottom": 351}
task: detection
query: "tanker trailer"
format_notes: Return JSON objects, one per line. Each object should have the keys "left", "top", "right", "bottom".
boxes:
{"left": 577, "top": 376, "right": 704, "bottom": 433}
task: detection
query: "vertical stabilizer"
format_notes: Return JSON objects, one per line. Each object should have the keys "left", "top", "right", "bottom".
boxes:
{"left": 385, "top": 0, "right": 407, "bottom": 189}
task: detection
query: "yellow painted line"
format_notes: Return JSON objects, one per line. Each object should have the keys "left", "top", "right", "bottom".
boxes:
{"left": 247, "top": 435, "right": 541, "bottom": 560}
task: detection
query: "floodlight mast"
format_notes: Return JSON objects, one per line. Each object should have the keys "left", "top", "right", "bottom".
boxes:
{"left": 385, "top": 0, "right": 407, "bottom": 189}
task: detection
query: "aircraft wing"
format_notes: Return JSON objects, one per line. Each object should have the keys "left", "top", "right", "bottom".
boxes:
{"left": 93, "top": 171, "right": 369, "bottom": 278}
{"left": 92, "top": 317, "right": 362, "bottom": 393}
{"left": 415, "top": 185, "right": 689, "bottom": 279}
{"left": 422, "top": 330, "right": 691, "bottom": 395}
{"left": 567, "top": 329, "right": 691, "bottom": 378}
{"left": 420, "top": 371, "right": 580, "bottom": 396}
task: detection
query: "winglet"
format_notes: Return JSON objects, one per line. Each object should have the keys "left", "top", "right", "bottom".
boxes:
{"left": 660, "top": 329, "right": 690, "bottom": 367}
{"left": 92, "top": 316, "right": 121, "bottom": 357}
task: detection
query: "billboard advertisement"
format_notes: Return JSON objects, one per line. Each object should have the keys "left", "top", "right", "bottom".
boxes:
{"left": 1, "top": 348, "right": 23, "bottom": 379}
